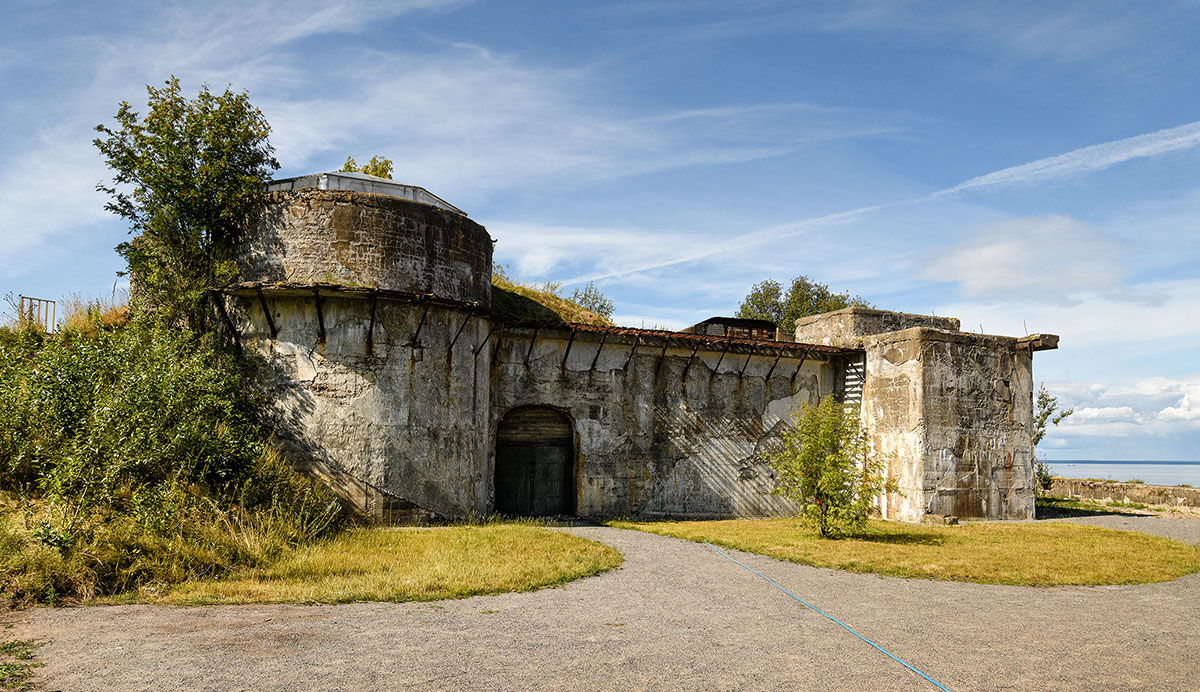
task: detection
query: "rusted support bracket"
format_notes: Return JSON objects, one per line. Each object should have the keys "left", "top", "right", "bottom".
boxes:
{"left": 622, "top": 335, "right": 641, "bottom": 372}
{"left": 474, "top": 320, "right": 501, "bottom": 357}
{"left": 254, "top": 285, "right": 277, "bottom": 339}
{"left": 764, "top": 351, "right": 784, "bottom": 380}
{"left": 654, "top": 335, "right": 671, "bottom": 375}
{"left": 790, "top": 353, "right": 808, "bottom": 389}
{"left": 739, "top": 352, "right": 753, "bottom": 378}
{"left": 409, "top": 296, "right": 432, "bottom": 346}
{"left": 681, "top": 341, "right": 703, "bottom": 381}
{"left": 449, "top": 305, "right": 475, "bottom": 349}
{"left": 366, "top": 292, "right": 378, "bottom": 355}
{"left": 312, "top": 288, "right": 326, "bottom": 345}
{"left": 491, "top": 326, "right": 507, "bottom": 365}
{"left": 210, "top": 291, "right": 241, "bottom": 351}
{"left": 525, "top": 326, "right": 540, "bottom": 366}
{"left": 710, "top": 340, "right": 732, "bottom": 380}
{"left": 589, "top": 327, "right": 610, "bottom": 371}
{"left": 560, "top": 325, "right": 577, "bottom": 368}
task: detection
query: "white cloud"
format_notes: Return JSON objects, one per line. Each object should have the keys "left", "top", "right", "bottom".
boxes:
{"left": 931, "top": 277, "right": 1200, "bottom": 352}
{"left": 1039, "top": 374, "right": 1200, "bottom": 444}
{"left": 0, "top": 3, "right": 900, "bottom": 283}
{"left": 1158, "top": 389, "right": 1200, "bottom": 423}
{"left": 260, "top": 48, "right": 895, "bottom": 205}
{"left": 1071, "top": 406, "right": 1141, "bottom": 423}
{"left": 0, "top": 126, "right": 113, "bottom": 276}
{"left": 0, "top": 0, "right": 477, "bottom": 282}
{"left": 921, "top": 214, "right": 1125, "bottom": 304}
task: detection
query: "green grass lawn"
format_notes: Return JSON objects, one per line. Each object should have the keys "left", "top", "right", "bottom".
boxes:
{"left": 609, "top": 518, "right": 1200, "bottom": 586}
{"left": 100, "top": 523, "right": 622, "bottom": 605}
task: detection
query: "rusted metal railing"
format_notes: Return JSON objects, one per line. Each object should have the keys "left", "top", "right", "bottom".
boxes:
{"left": 18, "top": 295, "right": 55, "bottom": 333}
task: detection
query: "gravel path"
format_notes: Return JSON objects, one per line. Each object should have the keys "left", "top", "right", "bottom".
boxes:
{"left": 6, "top": 516, "right": 1200, "bottom": 692}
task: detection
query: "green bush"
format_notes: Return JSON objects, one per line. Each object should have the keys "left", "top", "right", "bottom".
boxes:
{"left": 0, "top": 319, "right": 341, "bottom": 605}
{"left": 765, "top": 397, "right": 896, "bottom": 538}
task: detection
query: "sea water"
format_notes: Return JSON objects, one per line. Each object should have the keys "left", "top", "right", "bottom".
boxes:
{"left": 1045, "top": 460, "right": 1200, "bottom": 487}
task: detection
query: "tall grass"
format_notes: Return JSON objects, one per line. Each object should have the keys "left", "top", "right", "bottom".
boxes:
{"left": 119, "top": 523, "right": 622, "bottom": 605}
{"left": 0, "top": 316, "right": 342, "bottom": 606}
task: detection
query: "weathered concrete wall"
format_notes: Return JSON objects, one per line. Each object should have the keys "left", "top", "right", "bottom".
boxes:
{"left": 230, "top": 292, "right": 494, "bottom": 521}
{"left": 1049, "top": 478, "right": 1200, "bottom": 508}
{"left": 795, "top": 306, "right": 960, "bottom": 348}
{"left": 226, "top": 291, "right": 843, "bottom": 520}
{"left": 490, "top": 326, "right": 840, "bottom": 518}
{"left": 239, "top": 190, "right": 493, "bottom": 304}
{"left": 863, "top": 327, "right": 1034, "bottom": 522}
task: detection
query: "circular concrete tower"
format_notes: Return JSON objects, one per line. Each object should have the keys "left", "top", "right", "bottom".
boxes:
{"left": 238, "top": 171, "right": 493, "bottom": 305}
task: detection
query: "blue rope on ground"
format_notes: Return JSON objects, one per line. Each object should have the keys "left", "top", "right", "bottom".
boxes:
{"left": 703, "top": 540, "right": 953, "bottom": 692}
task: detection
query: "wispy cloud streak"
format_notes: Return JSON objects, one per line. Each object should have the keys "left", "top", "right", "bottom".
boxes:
{"left": 934, "top": 120, "right": 1200, "bottom": 197}
{"left": 571, "top": 120, "right": 1200, "bottom": 284}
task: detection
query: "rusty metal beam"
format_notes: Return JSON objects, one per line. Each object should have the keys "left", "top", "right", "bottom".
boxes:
{"left": 790, "top": 353, "right": 808, "bottom": 389}
{"left": 739, "top": 352, "right": 753, "bottom": 378}
{"left": 409, "top": 296, "right": 432, "bottom": 346}
{"left": 710, "top": 340, "right": 732, "bottom": 379}
{"left": 525, "top": 326, "right": 539, "bottom": 366}
{"left": 681, "top": 340, "right": 703, "bottom": 381}
{"left": 312, "top": 288, "right": 326, "bottom": 345}
{"left": 254, "top": 285, "right": 277, "bottom": 339}
{"left": 474, "top": 320, "right": 501, "bottom": 357}
{"left": 622, "top": 334, "right": 641, "bottom": 372}
{"left": 449, "top": 305, "right": 475, "bottom": 349}
{"left": 589, "top": 327, "right": 610, "bottom": 371}
{"left": 210, "top": 292, "right": 241, "bottom": 351}
{"left": 764, "top": 351, "right": 784, "bottom": 380}
{"left": 366, "top": 292, "right": 378, "bottom": 355}
{"left": 655, "top": 335, "right": 671, "bottom": 375}
{"left": 560, "top": 325, "right": 577, "bottom": 368}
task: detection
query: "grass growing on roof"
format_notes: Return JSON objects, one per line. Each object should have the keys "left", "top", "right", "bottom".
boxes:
{"left": 608, "top": 518, "right": 1200, "bottom": 586}
{"left": 97, "top": 522, "right": 622, "bottom": 605}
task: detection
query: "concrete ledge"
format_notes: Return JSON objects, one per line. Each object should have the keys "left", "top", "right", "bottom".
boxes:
{"left": 1049, "top": 477, "right": 1200, "bottom": 508}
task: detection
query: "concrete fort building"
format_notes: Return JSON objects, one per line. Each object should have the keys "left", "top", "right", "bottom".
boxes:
{"left": 216, "top": 171, "right": 1059, "bottom": 524}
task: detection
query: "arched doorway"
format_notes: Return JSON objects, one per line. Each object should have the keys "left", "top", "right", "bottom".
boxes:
{"left": 494, "top": 406, "right": 575, "bottom": 516}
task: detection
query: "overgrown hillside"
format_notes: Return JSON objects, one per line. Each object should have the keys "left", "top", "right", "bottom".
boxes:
{"left": 491, "top": 266, "right": 615, "bottom": 327}
{"left": 0, "top": 311, "right": 341, "bottom": 606}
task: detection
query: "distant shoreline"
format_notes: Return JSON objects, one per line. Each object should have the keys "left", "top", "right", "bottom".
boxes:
{"left": 1049, "top": 460, "right": 1200, "bottom": 465}
{"left": 1046, "top": 460, "right": 1200, "bottom": 487}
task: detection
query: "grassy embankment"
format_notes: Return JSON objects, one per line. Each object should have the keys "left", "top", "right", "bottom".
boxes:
{"left": 490, "top": 266, "right": 614, "bottom": 326}
{"left": 101, "top": 522, "right": 621, "bottom": 606}
{"left": 610, "top": 517, "right": 1200, "bottom": 586}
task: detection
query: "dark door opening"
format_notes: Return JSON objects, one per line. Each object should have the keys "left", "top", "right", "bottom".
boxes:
{"left": 495, "top": 406, "right": 574, "bottom": 516}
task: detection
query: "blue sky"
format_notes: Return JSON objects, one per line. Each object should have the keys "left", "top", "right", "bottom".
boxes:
{"left": 2, "top": 0, "right": 1198, "bottom": 460}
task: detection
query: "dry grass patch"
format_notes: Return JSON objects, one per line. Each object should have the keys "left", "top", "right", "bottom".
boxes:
{"left": 609, "top": 518, "right": 1200, "bottom": 586}
{"left": 100, "top": 524, "right": 621, "bottom": 605}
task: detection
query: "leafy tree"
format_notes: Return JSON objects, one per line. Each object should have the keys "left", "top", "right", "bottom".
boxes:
{"left": 94, "top": 76, "right": 278, "bottom": 331}
{"left": 569, "top": 281, "right": 615, "bottom": 319}
{"left": 1032, "top": 383, "right": 1074, "bottom": 491}
{"left": 765, "top": 397, "right": 896, "bottom": 538}
{"left": 342, "top": 155, "right": 394, "bottom": 179}
{"left": 736, "top": 276, "right": 871, "bottom": 334}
